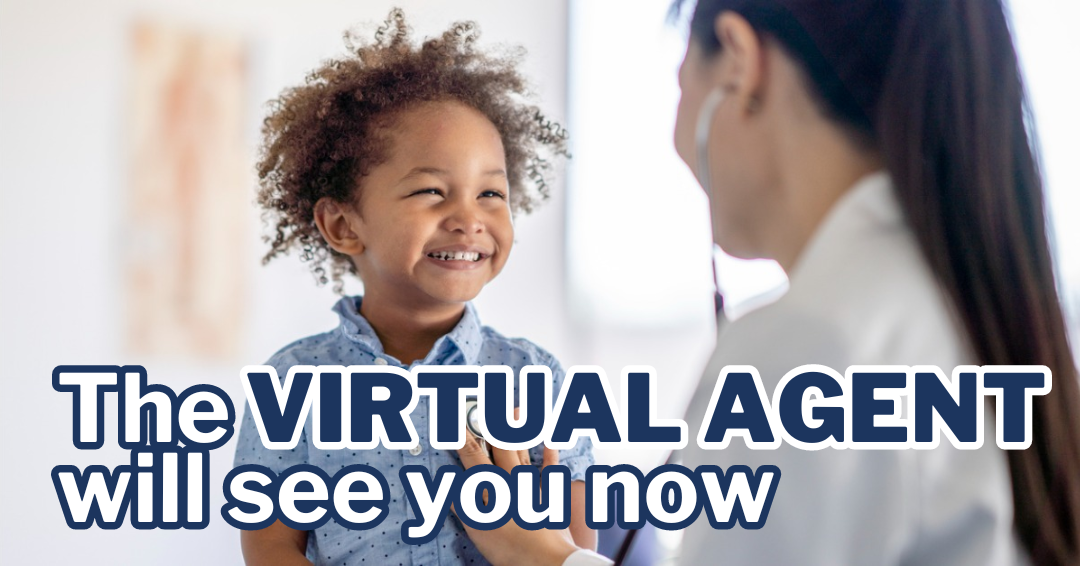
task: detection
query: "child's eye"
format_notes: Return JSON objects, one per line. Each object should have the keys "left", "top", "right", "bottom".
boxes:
{"left": 480, "top": 190, "right": 506, "bottom": 199}
{"left": 410, "top": 188, "right": 443, "bottom": 197}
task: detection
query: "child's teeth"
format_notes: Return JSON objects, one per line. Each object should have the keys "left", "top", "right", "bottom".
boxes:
{"left": 431, "top": 251, "right": 481, "bottom": 261}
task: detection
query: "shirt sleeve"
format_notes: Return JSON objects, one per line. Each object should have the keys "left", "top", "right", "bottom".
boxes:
{"left": 544, "top": 355, "right": 595, "bottom": 482}
{"left": 232, "top": 353, "right": 310, "bottom": 475}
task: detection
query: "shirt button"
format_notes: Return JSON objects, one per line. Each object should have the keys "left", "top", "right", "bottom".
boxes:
{"left": 409, "top": 444, "right": 423, "bottom": 456}
{"left": 373, "top": 357, "right": 388, "bottom": 365}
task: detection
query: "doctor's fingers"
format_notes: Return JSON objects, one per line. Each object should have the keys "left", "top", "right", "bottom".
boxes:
{"left": 457, "top": 429, "right": 494, "bottom": 470}
{"left": 542, "top": 446, "right": 559, "bottom": 470}
{"left": 490, "top": 444, "right": 531, "bottom": 471}
{"left": 459, "top": 429, "right": 530, "bottom": 476}
{"left": 490, "top": 407, "right": 530, "bottom": 470}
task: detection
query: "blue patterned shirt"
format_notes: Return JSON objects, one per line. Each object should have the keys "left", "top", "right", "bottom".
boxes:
{"left": 233, "top": 296, "right": 594, "bottom": 566}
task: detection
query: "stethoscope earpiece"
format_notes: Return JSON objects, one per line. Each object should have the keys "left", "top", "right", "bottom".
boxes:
{"left": 693, "top": 87, "right": 727, "bottom": 197}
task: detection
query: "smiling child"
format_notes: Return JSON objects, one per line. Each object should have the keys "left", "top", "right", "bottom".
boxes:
{"left": 232, "top": 10, "right": 594, "bottom": 566}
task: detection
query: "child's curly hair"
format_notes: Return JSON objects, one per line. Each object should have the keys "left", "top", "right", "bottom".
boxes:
{"left": 256, "top": 9, "right": 569, "bottom": 289}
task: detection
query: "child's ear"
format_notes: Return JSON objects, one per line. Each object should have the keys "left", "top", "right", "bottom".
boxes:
{"left": 313, "top": 197, "right": 365, "bottom": 256}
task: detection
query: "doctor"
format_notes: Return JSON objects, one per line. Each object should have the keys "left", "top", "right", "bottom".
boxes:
{"left": 457, "top": 0, "right": 1080, "bottom": 565}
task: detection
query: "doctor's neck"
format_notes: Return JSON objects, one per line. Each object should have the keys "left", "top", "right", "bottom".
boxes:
{"left": 746, "top": 76, "right": 883, "bottom": 273}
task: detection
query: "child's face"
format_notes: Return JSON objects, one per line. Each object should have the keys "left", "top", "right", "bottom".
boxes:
{"left": 351, "top": 101, "right": 513, "bottom": 309}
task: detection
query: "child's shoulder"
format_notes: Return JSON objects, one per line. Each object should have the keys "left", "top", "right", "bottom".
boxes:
{"left": 476, "top": 323, "right": 562, "bottom": 369}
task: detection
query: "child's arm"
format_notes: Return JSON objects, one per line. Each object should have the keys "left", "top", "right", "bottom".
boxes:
{"left": 569, "top": 480, "right": 596, "bottom": 551}
{"left": 241, "top": 520, "right": 312, "bottom": 566}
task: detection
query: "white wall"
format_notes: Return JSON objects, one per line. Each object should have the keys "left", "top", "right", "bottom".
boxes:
{"left": 563, "top": 0, "right": 755, "bottom": 470}
{"left": 0, "top": 0, "right": 572, "bottom": 563}
{"left": 1008, "top": 0, "right": 1080, "bottom": 342}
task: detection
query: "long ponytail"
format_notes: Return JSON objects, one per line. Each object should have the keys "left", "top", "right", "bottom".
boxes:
{"left": 684, "top": 0, "right": 1080, "bottom": 563}
{"left": 879, "top": 2, "right": 1080, "bottom": 563}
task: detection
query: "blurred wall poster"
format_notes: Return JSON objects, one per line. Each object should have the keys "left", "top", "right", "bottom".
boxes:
{"left": 126, "top": 21, "right": 249, "bottom": 359}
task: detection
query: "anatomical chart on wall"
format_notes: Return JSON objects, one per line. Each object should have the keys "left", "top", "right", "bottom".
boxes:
{"left": 125, "top": 21, "right": 249, "bottom": 359}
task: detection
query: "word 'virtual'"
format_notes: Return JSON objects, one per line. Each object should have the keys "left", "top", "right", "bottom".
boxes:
{"left": 242, "top": 363, "right": 1051, "bottom": 451}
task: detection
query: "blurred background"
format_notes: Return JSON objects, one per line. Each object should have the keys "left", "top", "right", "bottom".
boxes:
{"left": 0, "top": 0, "right": 1076, "bottom": 564}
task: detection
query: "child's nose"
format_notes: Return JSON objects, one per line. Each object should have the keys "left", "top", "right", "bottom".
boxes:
{"left": 444, "top": 202, "right": 484, "bottom": 234}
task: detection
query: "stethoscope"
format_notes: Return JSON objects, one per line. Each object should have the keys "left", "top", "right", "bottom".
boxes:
{"left": 698, "top": 87, "right": 730, "bottom": 327}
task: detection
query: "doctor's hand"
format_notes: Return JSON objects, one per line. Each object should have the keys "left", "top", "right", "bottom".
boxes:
{"left": 454, "top": 430, "right": 580, "bottom": 566}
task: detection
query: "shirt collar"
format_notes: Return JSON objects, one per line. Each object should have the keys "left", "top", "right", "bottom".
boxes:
{"left": 787, "top": 170, "right": 901, "bottom": 286}
{"left": 332, "top": 296, "right": 484, "bottom": 366}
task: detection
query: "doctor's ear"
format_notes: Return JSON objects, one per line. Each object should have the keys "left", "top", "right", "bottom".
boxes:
{"left": 713, "top": 11, "right": 767, "bottom": 114}
{"left": 313, "top": 197, "right": 365, "bottom": 256}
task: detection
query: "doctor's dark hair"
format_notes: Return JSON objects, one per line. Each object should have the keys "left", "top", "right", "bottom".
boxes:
{"left": 256, "top": 9, "right": 568, "bottom": 288}
{"left": 682, "top": 0, "right": 1080, "bottom": 563}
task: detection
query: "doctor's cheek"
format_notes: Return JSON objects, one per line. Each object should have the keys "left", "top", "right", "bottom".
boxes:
{"left": 673, "top": 96, "right": 697, "bottom": 168}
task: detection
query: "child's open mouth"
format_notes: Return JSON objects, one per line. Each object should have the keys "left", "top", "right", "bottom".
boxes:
{"left": 427, "top": 251, "right": 486, "bottom": 262}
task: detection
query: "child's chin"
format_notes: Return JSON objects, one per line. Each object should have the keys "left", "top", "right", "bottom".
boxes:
{"left": 423, "top": 286, "right": 484, "bottom": 305}
{"left": 418, "top": 276, "right": 489, "bottom": 301}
